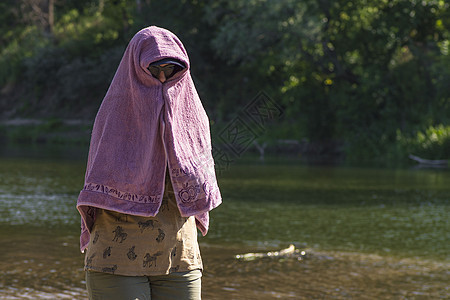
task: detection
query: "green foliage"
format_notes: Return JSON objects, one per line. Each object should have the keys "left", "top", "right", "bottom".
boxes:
{"left": 1, "top": 118, "right": 91, "bottom": 145}
{"left": 0, "top": 0, "right": 449, "bottom": 162}
{"left": 0, "top": 26, "right": 49, "bottom": 86}
{"left": 204, "top": 0, "right": 450, "bottom": 161}
{"left": 398, "top": 125, "right": 450, "bottom": 160}
{"left": 54, "top": 8, "right": 123, "bottom": 57}
{"left": 0, "top": 1, "right": 126, "bottom": 116}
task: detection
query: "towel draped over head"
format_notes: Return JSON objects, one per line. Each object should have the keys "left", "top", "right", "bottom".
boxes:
{"left": 76, "top": 26, "right": 222, "bottom": 252}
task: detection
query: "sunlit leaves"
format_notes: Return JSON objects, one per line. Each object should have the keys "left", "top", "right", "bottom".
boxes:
{"left": 1, "top": 0, "right": 449, "bottom": 161}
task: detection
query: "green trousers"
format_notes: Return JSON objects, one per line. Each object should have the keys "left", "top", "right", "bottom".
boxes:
{"left": 85, "top": 269, "right": 202, "bottom": 300}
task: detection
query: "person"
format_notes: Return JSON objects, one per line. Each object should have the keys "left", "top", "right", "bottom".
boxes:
{"left": 76, "top": 26, "right": 222, "bottom": 300}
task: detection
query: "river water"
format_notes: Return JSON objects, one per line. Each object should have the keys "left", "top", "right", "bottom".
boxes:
{"left": 0, "top": 145, "right": 449, "bottom": 299}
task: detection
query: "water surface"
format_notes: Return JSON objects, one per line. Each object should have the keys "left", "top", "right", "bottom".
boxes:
{"left": 0, "top": 146, "right": 449, "bottom": 299}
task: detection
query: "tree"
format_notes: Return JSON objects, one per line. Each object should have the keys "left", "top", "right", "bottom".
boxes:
{"left": 1, "top": 0, "right": 449, "bottom": 161}
{"left": 202, "top": 0, "right": 450, "bottom": 159}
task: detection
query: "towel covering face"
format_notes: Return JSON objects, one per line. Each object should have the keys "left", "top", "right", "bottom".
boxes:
{"left": 76, "top": 26, "right": 222, "bottom": 252}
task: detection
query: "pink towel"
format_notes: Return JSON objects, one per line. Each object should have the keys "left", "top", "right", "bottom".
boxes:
{"left": 76, "top": 26, "right": 222, "bottom": 252}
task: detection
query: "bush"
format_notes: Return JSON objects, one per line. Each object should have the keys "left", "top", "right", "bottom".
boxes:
{"left": 19, "top": 44, "right": 123, "bottom": 116}
{"left": 398, "top": 125, "right": 450, "bottom": 160}
{"left": 0, "top": 26, "right": 49, "bottom": 86}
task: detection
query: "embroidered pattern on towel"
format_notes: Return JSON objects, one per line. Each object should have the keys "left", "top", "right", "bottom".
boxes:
{"left": 84, "top": 183, "right": 160, "bottom": 203}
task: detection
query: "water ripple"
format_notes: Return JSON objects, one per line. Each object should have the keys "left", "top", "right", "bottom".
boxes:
{"left": 0, "top": 193, "right": 78, "bottom": 225}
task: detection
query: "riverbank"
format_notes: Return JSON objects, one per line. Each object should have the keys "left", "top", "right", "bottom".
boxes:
{"left": 0, "top": 118, "right": 346, "bottom": 163}
{"left": 2, "top": 117, "right": 448, "bottom": 168}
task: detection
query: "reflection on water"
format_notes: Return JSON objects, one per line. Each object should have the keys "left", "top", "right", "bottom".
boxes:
{"left": 2, "top": 238, "right": 448, "bottom": 299}
{"left": 1, "top": 193, "right": 76, "bottom": 225}
{"left": 0, "top": 146, "right": 449, "bottom": 299}
{"left": 202, "top": 245, "right": 449, "bottom": 299}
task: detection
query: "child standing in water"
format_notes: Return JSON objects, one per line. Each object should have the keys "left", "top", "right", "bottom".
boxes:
{"left": 76, "top": 26, "right": 222, "bottom": 300}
